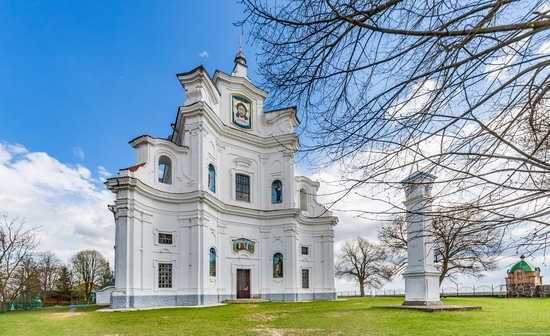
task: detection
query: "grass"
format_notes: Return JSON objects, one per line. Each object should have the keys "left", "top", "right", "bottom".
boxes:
{"left": 0, "top": 297, "right": 549, "bottom": 335}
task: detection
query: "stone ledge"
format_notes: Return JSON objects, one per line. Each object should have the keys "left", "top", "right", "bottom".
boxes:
{"left": 97, "top": 303, "right": 226, "bottom": 312}
{"left": 223, "top": 299, "right": 271, "bottom": 304}
{"left": 377, "top": 305, "right": 482, "bottom": 312}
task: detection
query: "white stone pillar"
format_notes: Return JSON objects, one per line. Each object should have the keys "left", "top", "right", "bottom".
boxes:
{"left": 401, "top": 171, "right": 442, "bottom": 306}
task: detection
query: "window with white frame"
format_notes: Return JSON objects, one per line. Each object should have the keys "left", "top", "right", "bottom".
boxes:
{"left": 158, "top": 263, "right": 172, "bottom": 288}
{"left": 271, "top": 180, "right": 283, "bottom": 204}
{"left": 158, "top": 233, "right": 173, "bottom": 245}
{"left": 301, "top": 246, "right": 309, "bottom": 255}
{"left": 301, "top": 269, "right": 310, "bottom": 289}
{"left": 158, "top": 156, "right": 172, "bottom": 184}
{"left": 208, "top": 164, "right": 216, "bottom": 193}
{"left": 235, "top": 173, "right": 250, "bottom": 202}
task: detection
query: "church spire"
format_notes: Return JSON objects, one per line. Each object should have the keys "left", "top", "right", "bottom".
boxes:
{"left": 232, "top": 35, "right": 248, "bottom": 78}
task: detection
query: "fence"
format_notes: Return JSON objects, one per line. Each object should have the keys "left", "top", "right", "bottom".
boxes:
{"left": 338, "top": 289, "right": 404, "bottom": 297}
{"left": 440, "top": 284, "right": 507, "bottom": 297}
{"left": 338, "top": 285, "right": 508, "bottom": 298}
{"left": 1, "top": 300, "right": 43, "bottom": 312}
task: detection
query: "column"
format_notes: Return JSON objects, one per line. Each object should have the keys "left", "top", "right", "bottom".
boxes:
{"left": 401, "top": 171, "right": 442, "bottom": 306}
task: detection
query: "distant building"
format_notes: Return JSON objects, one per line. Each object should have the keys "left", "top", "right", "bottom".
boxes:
{"left": 505, "top": 255, "right": 548, "bottom": 297}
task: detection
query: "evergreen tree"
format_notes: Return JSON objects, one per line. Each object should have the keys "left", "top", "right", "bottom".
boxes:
{"left": 55, "top": 265, "right": 73, "bottom": 301}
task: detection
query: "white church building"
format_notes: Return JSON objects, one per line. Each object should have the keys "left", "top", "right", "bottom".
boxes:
{"left": 105, "top": 49, "right": 338, "bottom": 308}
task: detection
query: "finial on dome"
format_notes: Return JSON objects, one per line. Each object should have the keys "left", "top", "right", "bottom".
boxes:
{"left": 232, "top": 35, "right": 248, "bottom": 78}
{"left": 240, "top": 34, "right": 243, "bottom": 52}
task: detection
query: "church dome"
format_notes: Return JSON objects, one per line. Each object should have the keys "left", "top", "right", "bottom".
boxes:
{"left": 231, "top": 46, "right": 248, "bottom": 77}
{"left": 508, "top": 255, "right": 540, "bottom": 273}
{"left": 234, "top": 50, "right": 247, "bottom": 66}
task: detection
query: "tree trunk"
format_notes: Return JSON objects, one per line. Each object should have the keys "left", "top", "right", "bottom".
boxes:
{"left": 85, "top": 283, "right": 92, "bottom": 303}
{"left": 439, "top": 260, "right": 448, "bottom": 286}
{"left": 359, "top": 279, "right": 365, "bottom": 297}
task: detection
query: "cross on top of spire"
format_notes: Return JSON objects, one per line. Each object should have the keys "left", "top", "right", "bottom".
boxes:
{"left": 240, "top": 33, "right": 243, "bottom": 53}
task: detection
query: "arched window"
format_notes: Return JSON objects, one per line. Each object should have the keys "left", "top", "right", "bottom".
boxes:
{"left": 273, "top": 253, "right": 283, "bottom": 278}
{"left": 300, "top": 188, "right": 308, "bottom": 211}
{"left": 209, "top": 247, "right": 216, "bottom": 277}
{"left": 158, "top": 156, "right": 172, "bottom": 184}
{"left": 208, "top": 164, "right": 216, "bottom": 192}
{"left": 271, "top": 180, "right": 282, "bottom": 204}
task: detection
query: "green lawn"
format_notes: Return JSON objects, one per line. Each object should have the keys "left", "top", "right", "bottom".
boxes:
{"left": 1, "top": 297, "right": 549, "bottom": 335}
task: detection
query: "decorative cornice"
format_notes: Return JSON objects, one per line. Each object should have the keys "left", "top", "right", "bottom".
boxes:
{"left": 400, "top": 170, "right": 437, "bottom": 184}
{"left": 129, "top": 135, "right": 189, "bottom": 153}
{"left": 176, "top": 65, "right": 221, "bottom": 104}
{"left": 265, "top": 106, "right": 300, "bottom": 127}
{"left": 105, "top": 176, "right": 337, "bottom": 225}
{"left": 234, "top": 156, "right": 253, "bottom": 169}
{"left": 178, "top": 102, "right": 299, "bottom": 150}
{"left": 212, "top": 70, "right": 267, "bottom": 98}
{"left": 295, "top": 176, "right": 321, "bottom": 191}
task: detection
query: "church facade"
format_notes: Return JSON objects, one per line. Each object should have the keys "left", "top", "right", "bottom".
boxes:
{"left": 105, "top": 50, "right": 338, "bottom": 309}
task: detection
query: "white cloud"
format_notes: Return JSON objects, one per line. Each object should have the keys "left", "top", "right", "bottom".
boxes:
{"left": 198, "top": 51, "right": 209, "bottom": 58}
{"left": 484, "top": 41, "right": 532, "bottom": 81}
{"left": 486, "top": 53, "right": 516, "bottom": 81}
{"left": 538, "top": 40, "right": 550, "bottom": 55}
{"left": 0, "top": 142, "right": 114, "bottom": 264}
{"left": 98, "top": 166, "right": 111, "bottom": 179}
{"left": 538, "top": 2, "right": 550, "bottom": 15}
{"left": 388, "top": 79, "right": 439, "bottom": 119}
{"left": 73, "top": 146, "right": 85, "bottom": 160}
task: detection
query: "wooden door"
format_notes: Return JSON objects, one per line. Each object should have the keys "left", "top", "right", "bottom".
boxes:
{"left": 236, "top": 269, "right": 251, "bottom": 299}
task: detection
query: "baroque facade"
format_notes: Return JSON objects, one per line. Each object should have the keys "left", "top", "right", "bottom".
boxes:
{"left": 105, "top": 50, "right": 338, "bottom": 309}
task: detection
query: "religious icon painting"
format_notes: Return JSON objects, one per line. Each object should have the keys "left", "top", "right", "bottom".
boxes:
{"left": 273, "top": 253, "right": 283, "bottom": 278}
{"left": 232, "top": 238, "right": 255, "bottom": 254}
{"left": 209, "top": 247, "right": 216, "bottom": 277}
{"left": 231, "top": 95, "right": 252, "bottom": 129}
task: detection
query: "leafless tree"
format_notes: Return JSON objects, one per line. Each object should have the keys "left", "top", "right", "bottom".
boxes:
{"left": 243, "top": 0, "right": 550, "bottom": 253}
{"left": 36, "top": 251, "right": 61, "bottom": 302}
{"left": 70, "top": 250, "right": 109, "bottom": 303}
{"left": 0, "top": 215, "right": 39, "bottom": 311}
{"left": 335, "top": 237, "right": 394, "bottom": 296}
{"left": 12, "top": 256, "right": 41, "bottom": 303}
{"left": 378, "top": 209, "right": 504, "bottom": 285}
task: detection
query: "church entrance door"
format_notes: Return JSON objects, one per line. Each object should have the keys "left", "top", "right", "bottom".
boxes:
{"left": 236, "top": 269, "right": 251, "bottom": 299}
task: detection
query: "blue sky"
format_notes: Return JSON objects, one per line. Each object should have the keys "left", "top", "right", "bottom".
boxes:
{"left": 0, "top": 0, "right": 257, "bottom": 173}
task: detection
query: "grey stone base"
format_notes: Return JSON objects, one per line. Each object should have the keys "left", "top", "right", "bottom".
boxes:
{"left": 111, "top": 292, "right": 337, "bottom": 309}
{"left": 262, "top": 292, "right": 337, "bottom": 302}
{"left": 223, "top": 299, "right": 270, "bottom": 303}
{"left": 402, "top": 300, "right": 443, "bottom": 306}
{"left": 111, "top": 294, "right": 232, "bottom": 309}
{"left": 381, "top": 304, "right": 482, "bottom": 312}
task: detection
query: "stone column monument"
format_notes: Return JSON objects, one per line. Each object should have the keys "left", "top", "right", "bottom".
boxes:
{"left": 401, "top": 171, "right": 442, "bottom": 306}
